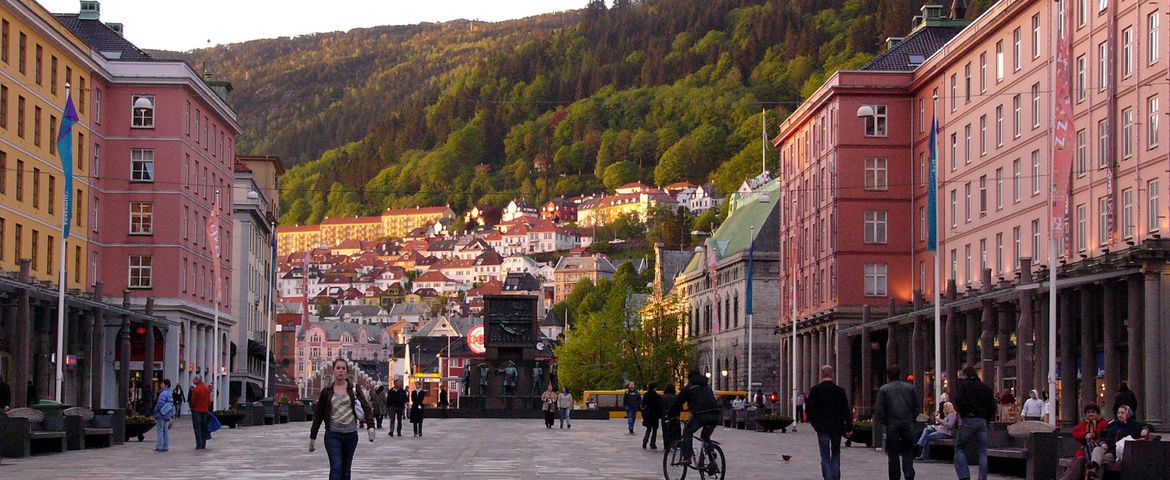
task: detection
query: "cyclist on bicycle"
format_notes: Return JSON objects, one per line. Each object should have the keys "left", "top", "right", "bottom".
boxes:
{"left": 667, "top": 370, "right": 720, "bottom": 466}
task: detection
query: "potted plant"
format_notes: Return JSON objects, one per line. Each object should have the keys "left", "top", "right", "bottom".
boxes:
{"left": 845, "top": 419, "right": 873, "bottom": 447}
{"left": 275, "top": 396, "right": 291, "bottom": 423}
{"left": 755, "top": 414, "right": 795, "bottom": 433}
{"left": 285, "top": 395, "right": 307, "bottom": 422}
{"left": 124, "top": 415, "right": 156, "bottom": 442}
{"left": 214, "top": 407, "right": 248, "bottom": 429}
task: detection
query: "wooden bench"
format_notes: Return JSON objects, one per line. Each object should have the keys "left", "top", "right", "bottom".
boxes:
{"left": 927, "top": 421, "right": 1054, "bottom": 461}
{"left": 63, "top": 407, "right": 114, "bottom": 449}
{"left": 0, "top": 408, "right": 67, "bottom": 457}
{"left": 1055, "top": 439, "right": 1169, "bottom": 480}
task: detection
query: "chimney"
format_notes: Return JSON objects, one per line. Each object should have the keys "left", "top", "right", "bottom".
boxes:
{"left": 79, "top": 1, "right": 100, "bottom": 21}
{"left": 950, "top": 0, "right": 968, "bottom": 20}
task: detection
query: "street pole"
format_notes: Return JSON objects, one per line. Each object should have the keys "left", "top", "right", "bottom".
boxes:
{"left": 790, "top": 198, "right": 798, "bottom": 431}
{"left": 747, "top": 225, "right": 754, "bottom": 395}
{"left": 53, "top": 84, "right": 76, "bottom": 403}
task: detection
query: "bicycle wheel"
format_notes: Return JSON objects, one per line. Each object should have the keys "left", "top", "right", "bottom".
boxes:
{"left": 699, "top": 443, "right": 726, "bottom": 480}
{"left": 663, "top": 442, "right": 688, "bottom": 480}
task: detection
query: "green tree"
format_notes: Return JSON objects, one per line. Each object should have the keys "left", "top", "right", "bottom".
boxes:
{"left": 602, "top": 160, "right": 639, "bottom": 191}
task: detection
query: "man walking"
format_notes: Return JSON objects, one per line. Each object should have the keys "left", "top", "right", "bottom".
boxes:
{"left": 794, "top": 390, "right": 805, "bottom": 423}
{"left": 805, "top": 365, "right": 851, "bottom": 480}
{"left": 875, "top": 366, "right": 921, "bottom": 480}
{"left": 188, "top": 376, "right": 211, "bottom": 450}
{"left": 386, "top": 379, "right": 407, "bottom": 437}
{"left": 624, "top": 382, "right": 641, "bottom": 434}
{"left": 952, "top": 366, "right": 997, "bottom": 480}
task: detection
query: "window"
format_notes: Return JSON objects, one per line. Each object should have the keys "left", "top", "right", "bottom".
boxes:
{"left": 950, "top": 74, "right": 957, "bottom": 112}
{"left": 864, "top": 211, "right": 887, "bottom": 244}
{"left": 1076, "top": 55, "right": 1087, "bottom": 102}
{"left": 980, "top": 238, "right": 988, "bottom": 270}
{"left": 1031, "top": 83, "right": 1040, "bottom": 128}
{"left": 1122, "top": 188, "right": 1133, "bottom": 239}
{"left": 1013, "top": 95, "right": 1021, "bottom": 137}
{"left": 919, "top": 207, "right": 926, "bottom": 241}
{"left": 996, "top": 40, "right": 1004, "bottom": 80}
{"left": 1031, "top": 150, "right": 1041, "bottom": 195}
{"left": 34, "top": 44, "right": 40, "bottom": 84}
{"left": 30, "top": 230, "right": 37, "bottom": 270}
{"left": 15, "top": 95, "right": 21, "bottom": 138}
{"left": 1151, "top": 12, "right": 1161, "bottom": 64}
{"left": 995, "top": 233, "right": 1004, "bottom": 273}
{"left": 31, "top": 167, "right": 38, "bottom": 209}
{"left": 48, "top": 116, "right": 55, "bottom": 154}
{"left": 32, "top": 105, "right": 39, "bottom": 146}
{"left": 1078, "top": 0, "right": 1088, "bottom": 27}
{"left": 1098, "top": 197, "right": 1109, "bottom": 246}
{"left": 131, "top": 95, "right": 154, "bottom": 128}
{"left": 1149, "top": 180, "right": 1160, "bottom": 233}
{"left": 995, "top": 167, "right": 1003, "bottom": 209}
{"left": 965, "top": 182, "right": 972, "bottom": 221}
{"left": 94, "top": 89, "right": 101, "bottom": 123}
{"left": 978, "top": 116, "right": 986, "bottom": 155}
{"left": 13, "top": 224, "right": 20, "bottom": 260}
{"left": 964, "top": 62, "right": 971, "bottom": 103}
{"left": 1122, "top": 107, "right": 1134, "bottom": 158}
{"left": 1149, "top": 96, "right": 1160, "bottom": 149}
{"left": 0, "top": 150, "right": 5, "bottom": 194}
{"left": 1032, "top": 14, "right": 1041, "bottom": 58}
{"left": 15, "top": 159, "right": 22, "bottom": 201}
{"left": 1031, "top": 219, "right": 1041, "bottom": 260}
{"left": 966, "top": 123, "right": 973, "bottom": 162}
{"left": 1013, "top": 159, "right": 1022, "bottom": 201}
{"left": 864, "top": 264, "right": 887, "bottom": 296}
{"left": 92, "top": 143, "right": 99, "bottom": 178}
{"left": 78, "top": 77, "right": 85, "bottom": 114}
{"left": 964, "top": 244, "right": 972, "bottom": 284}
{"left": 995, "top": 105, "right": 1004, "bottom": 147}
{"left": 0, "top": 20, "right": 6, "bottom": 64}
{"left": 864, "top": 158, "right": 887, "bottom": 190}
{"left": 46, "top": 175, "right": 53, "bottom": 214}
{"left": 980, "top": 52, "right": 987, "bottom": 92}
{"left": 1077, "top": 204, "right": 1088, "bottom": 251}
{"left": 864, "top": 105, "right": 887, "bottom": 137}
{"left": 185, "top": 101, "right": 191, "bottom": 135}
{"left": 919, "top": 152, "right": 926, "bottom": 187}
{"left": 1013, "top": 28, "right": 1021, "bottom": 71}
{"left": 950, "top": 190, "right": 958, "bottom": 228}
{"left": 951, "top": 133, "right": 958, "bottom": 170}
{"left": 49, "top": 55, "right": 56, "bottom": 95}
{"left": 979, "top": 175, "right": 987, "bottom": 214}
{"left": 1013, "top": 226, "right": 1021, "bottom": 265}
{"left": 1122, "top": 27, "right": 1133, "bottom": 77}
{"left": 0, "top": 85, "right": 6, "bottom": 128}
{"left": 131, "top": 149, "right": 154, "bottom": 182}
{"left": 950, "top": 249, "right": 958, "bottom": 281}
{"left": 90, "top": 196, "right": 98, "bottom": 232}
{"left": 129, "top": 255, "right": 152, "bottom": 288}
{"left": 130, "top": 202, "right": 153, "bottom": 235}
{"left": 17, "top": 32, "right": 23, "bottom": 74}
{"left": 1098, "top": 42, "right": 1108, "bottom": 92}
{"left": 1076, "top": 129, "right": 1088, "bottom": 176}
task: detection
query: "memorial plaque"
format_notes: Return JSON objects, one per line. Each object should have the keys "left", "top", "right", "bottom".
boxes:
{"left": 483, "top": 295, "right": 538, "bottom": 347}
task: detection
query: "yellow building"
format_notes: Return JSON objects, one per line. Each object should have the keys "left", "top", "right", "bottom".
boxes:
{"left": 381, "top": 206, "right": 454, "bottom": 239}
{"left": 275, "top": 224, "right": 321, "bottom": 256}
{"left": 0, "top": 0, "right": 95, "bottom": 290}
{"left": 576, "top": 190, "right": 677, "bottom": 228}
{"left": 320, "top": 215, "right": 382, "bottom": 247}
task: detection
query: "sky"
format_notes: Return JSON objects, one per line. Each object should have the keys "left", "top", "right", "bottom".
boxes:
{"left": 38, "top": 0, "right": 592, "bottom": 52}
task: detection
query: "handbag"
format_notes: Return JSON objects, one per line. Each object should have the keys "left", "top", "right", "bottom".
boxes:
{"left": 207, "top": 412, "right": 222, "bottom": 432}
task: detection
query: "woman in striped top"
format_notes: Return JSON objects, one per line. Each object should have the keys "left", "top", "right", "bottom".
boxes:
{"left": 309, "top": 358, "right": 374, "bottom": 480}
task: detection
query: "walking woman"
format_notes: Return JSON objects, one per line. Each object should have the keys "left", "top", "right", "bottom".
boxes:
{"left": 309, "top": 358, "right": 374, "bottom": 480}
{"left": 557, "top": 387, "right": 573, "bottom": 429}
{"left": 641, "top": 383, "right": 663, "bottom": 450}
{"left": 171, "top": 385, "right": 184, "bottom": 419}
{"left": 410, "top": 382, "right": 427, "bottom": 437}
{"left": 541, "top": 384, "right": 558, "bottom": 429}
{"left": 371, "top": 386, "right": 387, "bottom": 429}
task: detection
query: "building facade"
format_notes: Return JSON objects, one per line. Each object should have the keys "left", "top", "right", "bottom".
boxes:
{"left": 381, "top": 206, "right": 455, "bottom": 239}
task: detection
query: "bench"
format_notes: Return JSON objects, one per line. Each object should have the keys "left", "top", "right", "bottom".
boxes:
{"left": 926, "top": 421, "right": 1054, "bottom": 462}
{"left": 1055, "top": 438, "right": 1169, "bottom": 480}
{"left": 0, "top": 408, "right": 67, "bottom": 457}
{"left": 63, "top": 407, "right": 115, "bottom": 449}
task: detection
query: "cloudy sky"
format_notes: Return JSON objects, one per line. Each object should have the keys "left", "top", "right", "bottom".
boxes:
{"left": 39, "top": 0, "right": 591, "bottom": 51}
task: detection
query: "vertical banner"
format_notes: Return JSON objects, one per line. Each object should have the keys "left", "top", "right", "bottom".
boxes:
{"left": 927, "top": 115, "right": 939, "bottom": 252}
{"left": 56, "top": 92, "right": 78, "bottom": 238}
{"left": 1050, "top": 0, "right": 1075, "bottom": 255}
{"left": 206, "top": 198, "right": 222, "bottom": 302}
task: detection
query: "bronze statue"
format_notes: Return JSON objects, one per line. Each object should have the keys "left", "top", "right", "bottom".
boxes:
{"left": 497, "top": 361, "right": 518, "bottom": 396}
{"left": 531, "top": 363, "right": 544, "bottom": 395}
{"left": 460, "top": 365, "right": 472, "bottom": 395}
{"left": 550, "top": 363, "right": 559, "bottom": 390}
{"left": 476, "top": 363, "right": 491, "bottom": 396}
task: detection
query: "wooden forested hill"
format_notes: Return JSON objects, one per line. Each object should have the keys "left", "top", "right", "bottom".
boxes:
{"left": 152, "top": 0, "right": 989, "bottom": 226}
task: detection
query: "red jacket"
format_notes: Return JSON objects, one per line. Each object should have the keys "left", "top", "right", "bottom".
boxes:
{"left": 1071, "top": 418, "right": 1108, "bottom": 458}
{"left": 189, "top": 383, "right": 211, "bottom": 413}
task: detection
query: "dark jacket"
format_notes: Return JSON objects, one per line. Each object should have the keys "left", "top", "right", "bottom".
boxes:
{"left": 624, "top": 389, "right": 642, "bottom": 411}
{"left": 874, "top": 380, "right": 921, "bottom": 426}
{"left": 409, "top": 389, "right": 427, "bottom": 422}
{"left": 669, "top": 374, "right": 718, "bottom": 417}
{"left": 1101, "top": 418, "right": 1152, "bottom": 451}
{"left": 641, "top": 390, "right": 664, "bottom": 424}
{"left": 805, "top": 380, "right": 852, "bottom": 436}
{"left": 437, "top": 389, "right": 449, "bottom": 407}
{"left": 309, "top": 381, "right": 374, "bottom": 439}
{"left": 0, "top": 380, "right": 11, "bottom": 409}
{"left": 660, "top": 393, "right": 677, "bottom": 420}
{"left": 1113, "top": 388, "right": 1138, "bottom": 416}
{"left": 953, "top": 377, "right": 996, "bottom": 421}
{"left": 387, "top": 387, "right": 407, "bottom": 410}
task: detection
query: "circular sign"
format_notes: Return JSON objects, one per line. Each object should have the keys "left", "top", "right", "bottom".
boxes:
{"left": 467, "top": 324, "right": 486, "bottom": 355}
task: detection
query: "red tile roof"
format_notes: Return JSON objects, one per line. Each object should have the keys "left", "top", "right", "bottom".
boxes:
{"left": 383, "top": 206, "right": 454, "bottom": 216}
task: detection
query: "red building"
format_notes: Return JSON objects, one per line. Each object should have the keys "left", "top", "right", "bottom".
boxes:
{"left": 540, "top": 197, "right": 577, "bottom": 223}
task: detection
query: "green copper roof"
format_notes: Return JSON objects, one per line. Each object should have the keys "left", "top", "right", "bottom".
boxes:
{"left": 682, "top": 179, "right": 780, "bottom": 275}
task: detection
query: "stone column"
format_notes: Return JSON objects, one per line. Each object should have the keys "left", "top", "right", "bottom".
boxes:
{"left": 861, "top": 305, "right": 872, "bottom": 415}
{"left": 1079, "top": 285, "right": 1096, "bottom": 416}
{"left": 14, "top": 260, "right": 31, "bottom": 407}
{"left": 825, "top": 326, "right": 834, "bottom": 369}
{"left": 997, "top": 303, "right": 1011, "bottom": 393}
{"left": 966, "top": 310, "right": 979, "bottom": 369}
{"left": 143, "top": 313, "right": 156, "bottom": 415}
{"left": 1142, "top": 271, "right": 1162, "bottom": 424}
{"left": 811, "top": 329, "right": 821, "bottom": 384}
{"left": 1059, "top": 288, "right": 1076, "bottom": 427}
{"left": 837, "top": 329, "right": 852, "bottom": 410}
{"left": 118, "top": 291, "right": 132, "bottom": 411}
{"left": 945, "top": 279, "right": 959, "bottom": 386}
{"left": 1126, "top": 275, "right": 1142, "bottom": 401}
{"left": 1017, "top": 259, "right": 1035, "bottom": 393}
{"left": 781, "top": 337, "right": 789, "bottom": 412}
{"left": 886, "top": 324, "right": 898, "bottom": 374}
{"left": 979, "top": 269, "right": 995, "bottom": 388}
{"left": 1102, "top": 282, "right": 1119, "bottom": 397}
{"left": 90, "top": 284, "right": 105, "bottom": 409}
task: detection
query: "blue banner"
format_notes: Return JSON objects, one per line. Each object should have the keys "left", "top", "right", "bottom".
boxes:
{"left": 56, "top": 93, "right": 78, "bottom": 239}
{"left": 926, "top": 115, "right": 938, "bottom": 252}
{"left": 745, "top": 234, "right": 754, "bottom": 315}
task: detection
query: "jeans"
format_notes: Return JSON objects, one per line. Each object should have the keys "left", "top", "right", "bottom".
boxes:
{"left": 388, "top": 408, "right": 404, "bottom": 435}
{"left": 154, "top": 418, "right": 169, "bottom": 451}
{"left": 190, "top": 412, "right": 208, "bottom": 449}
{"left": 627, "top": 406, "right": 638, "bottom": 430}
{"left": 680, "top": 413, "right": 718, "bottom": 460}
{"left": 560, "top": 408, "right": 571, "bottom": 428}
{"left": 324, "top": 430, "right": 359, "bottom": 480}
{"left": 816, "top": 432, "right": 842, "bottom": 480}
{"left": 915, "top": 427, "right": 951, "bottom": 459}
{"left": 884, "top": 422, "right": 916, "bottom": 479}
{"left": 954, "top": 417, "right": 989, "bottom": 480}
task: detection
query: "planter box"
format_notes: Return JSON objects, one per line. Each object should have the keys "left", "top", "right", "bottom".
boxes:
{"left": 289, "top": 404, "right": 307, "bottom": 422}
{"left": 216, "top": 413, "right": 247, "bottom": 429}
{"left": 846, "top": 429, "right": 873, "bottom": 448}
{"left": 756, "top": 417, "right": 795, "bottom": 433}
{"left": 276, "top": 405, "right": 290, "bottom": 424}
{"left": 124, "top": 421, "right": 155, "bottom": 442}
{"left": 246, "top": 405, "right": 266, "bottom": 426}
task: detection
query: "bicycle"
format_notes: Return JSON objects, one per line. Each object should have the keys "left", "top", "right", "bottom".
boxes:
{"left": 662, "top": 419, "right": 725, "bottom": 480}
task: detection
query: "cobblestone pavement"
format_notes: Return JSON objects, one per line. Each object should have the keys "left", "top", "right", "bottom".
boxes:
{"left": 0, "top": 417, "right": 1015, "bottom": 479}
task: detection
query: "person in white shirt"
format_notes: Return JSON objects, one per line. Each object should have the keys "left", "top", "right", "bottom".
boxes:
{"left": 732, "top": 396, "right": 746, "bottom": 411}
{"left": 1021, "top": 389, "right": 1045, "bottom": 421}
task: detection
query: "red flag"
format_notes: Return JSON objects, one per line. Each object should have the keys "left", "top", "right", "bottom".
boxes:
{"left": 1050, "top": 1, "right": 1075, "bottom": 255}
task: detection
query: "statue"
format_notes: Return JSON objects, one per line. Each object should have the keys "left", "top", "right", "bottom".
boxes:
{"left": 497, "top": 361, "right": 518, "bottom": 396}
{"left": 531, "top": 363, "right": 544, "bottom": 395}
{"left": 460, "top": 365, "right": 472, "bottom": 395}
{"left": 476, "top": 363, "right": 491, "bottom": 396}
{"left": 550, "top": 363, "right": 559, "bottom": 390}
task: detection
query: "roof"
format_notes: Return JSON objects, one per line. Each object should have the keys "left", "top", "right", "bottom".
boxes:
{"left": 277, "top": 225, "right": 321, "bottom": 233}
{"left": 554, "top": 255, "right": 617, "bottom": 274}
{"left": 683, "top": 178, "right": 781, "bottom": 275}
{"left": 322, "top": 216, "right": 381, "bottom": 225}
{"left": 383, "top": 206, "right": 453, "bottom": 216}
{"left": 335, "top": 305, "right": 384, "bottom": 318}
{"left": 860, "top": 25, "right": 967, "bottom": 71}
{"left": 656, "top": 248, "right": 694, "bottom": 293}
{"left": 502, "top": 273, "right": 542, "bottom": 292}
{"left": 52, "top": 14, "right": 153, "bottom": 61}
{"left": 388, "top": 303, "right": 428, "bottom": 317}
{"left": 297, "top": 321, "right": 375, "bottom": 342}
{"left": 415, "top": 271, "right": 455, "bottom": 283}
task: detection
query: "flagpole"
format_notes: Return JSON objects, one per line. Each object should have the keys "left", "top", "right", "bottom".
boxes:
{"left": 709, "top": 222, "right": 717, "bottom": 389}
{"left": 212, "top": 190, "right": 221, "bottom": 409}
{"left": 747, "top": 225, "right": 754, "bottom": 394}
{"left": 54, "top": 225, "right": 68, "bottom": 402}
{"left": 53, "top": 84, "right": 76, "bottom": 403}
{"left": 789, "top": 198, "right": 797, "bottom": 430}
{"left": 928, "top": 112, "right": 942, "bottom": 414}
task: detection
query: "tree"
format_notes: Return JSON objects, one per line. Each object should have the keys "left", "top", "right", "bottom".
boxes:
{"left": 602, "top": 161, "right": 639, "bottom": 191}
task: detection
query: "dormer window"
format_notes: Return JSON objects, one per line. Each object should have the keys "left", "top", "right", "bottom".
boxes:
{"left": 132, "top": 95, "right": 154, "bottom": 128}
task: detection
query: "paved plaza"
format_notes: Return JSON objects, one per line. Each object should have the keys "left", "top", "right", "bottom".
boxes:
{"left": 1, "top": 417, "right": 1014, "bottom": 479}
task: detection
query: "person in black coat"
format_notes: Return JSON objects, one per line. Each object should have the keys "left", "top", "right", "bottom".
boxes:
{"left": 0, "top": 377, "right": 11, "bottom": 410}
{"left": 660, "top": 384, "right": 680, "bottom": 448}
{"left": 874, "top": 366, "right": 921, "bottom": 480}
{"left": 952, "top": 366, "right": 997, "bottom": 480}
{"left": 640, "top": 383, "right": 663, "bottom": 450}
{"left": 409, "top": 382, "right": 427, "bottom": 437}
{"left": 1112, "top": 383, "right": 1138, "bottom": 418}
{"left": 386, "top": 379, "right": 407, "bottom": 437}
{"left": 805, "top": 365, "right": 852, "bottom": 480}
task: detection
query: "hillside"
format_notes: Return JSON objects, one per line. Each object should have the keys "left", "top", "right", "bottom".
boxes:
{"left": 161, "top": 0, "right": 987, "bottom": 226}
